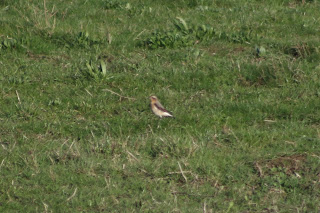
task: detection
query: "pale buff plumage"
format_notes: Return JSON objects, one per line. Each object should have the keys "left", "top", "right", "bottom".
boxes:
{"left": 149, "top": 96, "right": 174, "bottom": 118}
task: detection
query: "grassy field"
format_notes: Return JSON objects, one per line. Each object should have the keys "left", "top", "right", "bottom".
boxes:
{"left": 1, "top": 0, "right": 320, "bottom": 212}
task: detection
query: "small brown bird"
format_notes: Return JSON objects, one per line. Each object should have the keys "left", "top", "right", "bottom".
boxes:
{"left": 149, "top": 96, "right": 174, "bottom": 118}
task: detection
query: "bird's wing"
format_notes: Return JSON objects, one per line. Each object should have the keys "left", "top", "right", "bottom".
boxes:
{"left": 156, "top": 101, "right": 164, "bottom": 109}
{"left": 155, "top": 103, "right": 172, "bottom": 114}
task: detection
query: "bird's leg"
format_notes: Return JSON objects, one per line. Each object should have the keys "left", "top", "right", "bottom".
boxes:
{"left": 157, "top": 119, "right": 161, "bottom": 129}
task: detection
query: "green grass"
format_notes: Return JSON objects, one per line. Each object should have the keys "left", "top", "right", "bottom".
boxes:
{"left": 1, "top": 0, "right": 320, "bottom": 212}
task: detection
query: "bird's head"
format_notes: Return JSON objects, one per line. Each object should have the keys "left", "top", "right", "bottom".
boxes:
{"left": 149, "top": 96, "right": 158, "bottom": 103}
